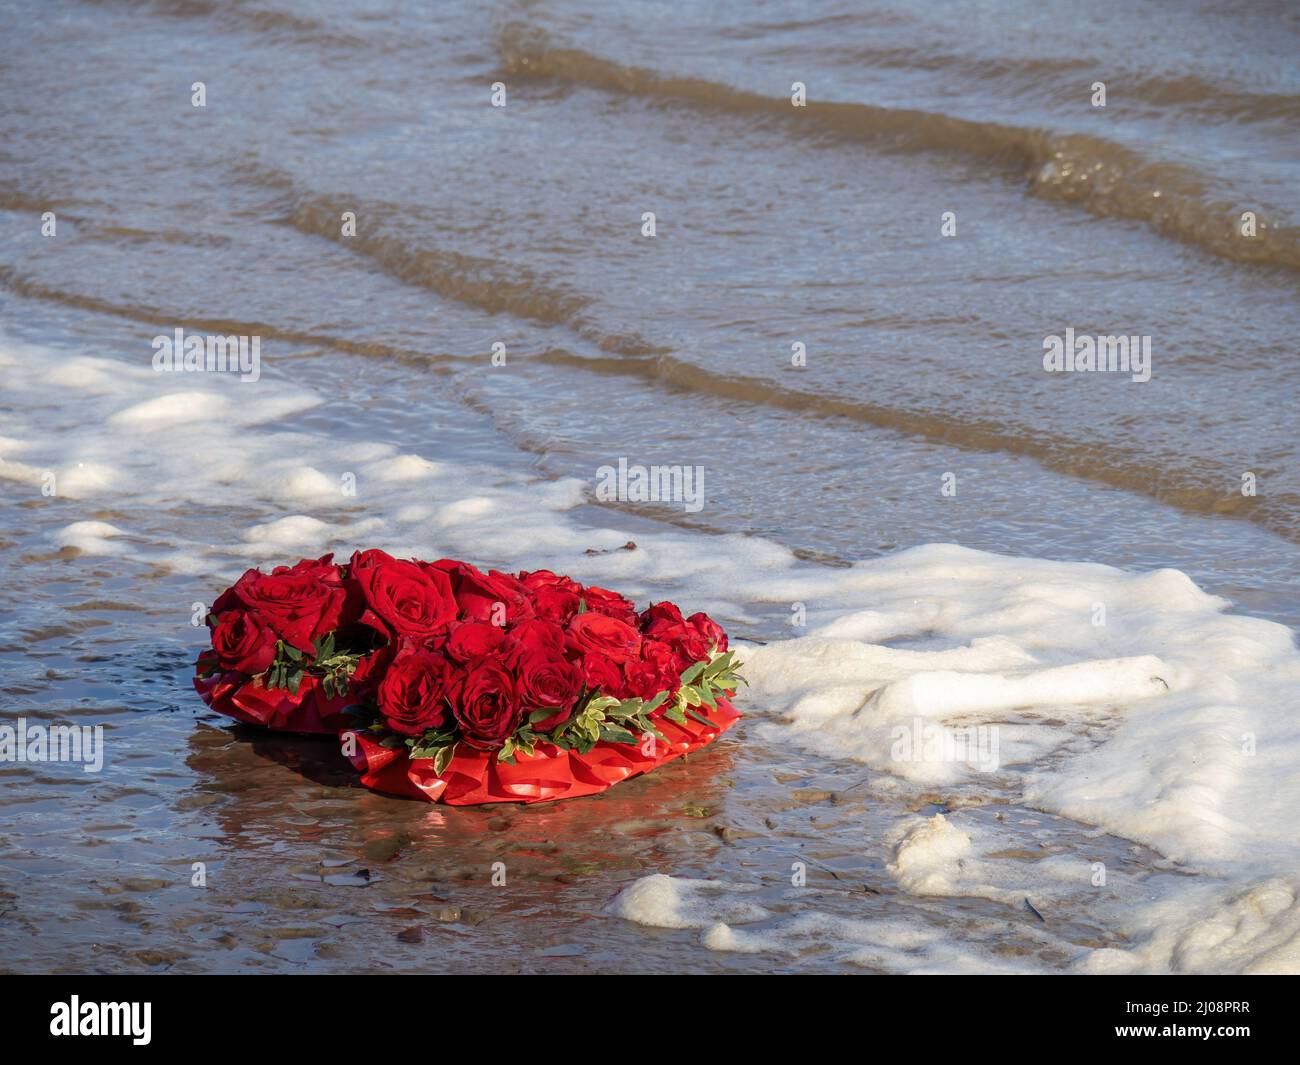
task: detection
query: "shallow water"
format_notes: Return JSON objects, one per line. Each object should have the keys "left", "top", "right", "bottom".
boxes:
{"left": 2, "top": 0, "right": 1299, "bottom": 974}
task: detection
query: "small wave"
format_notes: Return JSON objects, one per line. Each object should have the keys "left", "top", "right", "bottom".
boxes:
{"left": 532, "top": 346, "right": 1299, "bottom": 545}
{"left": 760, "top": 39, "right": 1300, "bottom": 126}
{"left": 0, "top": 266, "right": 454, "bottom": 365}
{"left": 249, "top": 168, "right": 671, "bottom": 357}
{"left": 77, "top": 0, "right": 366, "bottom": 51}
{"left": 497, "top": 25, "right": 1300, "bottom": 273}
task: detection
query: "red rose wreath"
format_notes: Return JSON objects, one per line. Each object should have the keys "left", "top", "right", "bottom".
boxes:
{"left": 194, "top": 551, "right": 744, "bottom": 804}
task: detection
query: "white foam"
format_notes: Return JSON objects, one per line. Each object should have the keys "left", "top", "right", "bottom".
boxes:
{"left": 1078, "top": 877, "right": 1300, "bottom": 975}
{"left": 52, "top": 520, "right": 129, "bottom": 555}
{"left": 109, "top": 390, "right": 231, "bottom": 428}
{"left": 888, "top": 813, "right": 978, "bottom": 897}
{"left": 608, "top": 874, "right": 769, "bottom": 929}
{"left": 365, "top": 454, "right": 440, "bottom": 482}
{"left": 617, "top": 875, "right": 1046, "bottom": 973}
{"left": 738, "top": 551, "right": 1300, "bottom": 868}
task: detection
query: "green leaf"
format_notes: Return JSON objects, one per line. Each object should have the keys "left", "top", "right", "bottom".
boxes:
{"left": 685, "top": 706, "right": 716, "bottom": 727}
{"left": 606, "top": 699, "right": 651, "bottom": 727}
{"left": 598, "top": 725, "right": 637, "bottom": 745}
{"left": 710, "top": 650, "right": 735, "bottom": 674}
{"left": 680, "top": 659, "right": 708, "bottom": 686}
{"left": 507, "top": 727, "right": 537, "bottom": 759}
{"left": 642, "top": 690, "right": 669, "bottom": 714}
{"left": 528, "top": 707, "right": 559, "bottom": 725}
{"left": 434, "top": 742, "right": 457, "bottom": 776}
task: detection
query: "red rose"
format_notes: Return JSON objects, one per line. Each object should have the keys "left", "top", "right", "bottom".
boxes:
{"left": 354, "top": 557, "right": 458, "bottom": 641}
{"left": 566, "top": 612, "right": 641, "bottom": 664}
{"left": 517, "top": 654, "right": 583, "bottom": 732}
{"left": 210, "top": 610, "right": 277, "bottom": 675}
{"left": 638, "top": 601, "right": 716, "bottom": 670}
{"left": 531, "top": 586, "right": 581, "bottom": 623}
{"left": 291, "top": 553, "right": 369, "bottom": 639}
{"left": 504, "top": 618, "right": 567, "bottom": 664}
{"left": 687, "top": 611, "right": 727, "bottom": 653}
{"left": 437, "top": 561, "right": 531, "bottom": 625}
{"left": 349, "top": 547, "right": 397, "bottom": 573}
{"left": 234, "top": 566, "right": 347, "bottom": 654}
{"left": 446, "top": 621, "right": 508, "bottom": 663}
{"left": 579, "top": 652, "right": 624, "bottom": 697}
{"left": 581, "top": 585, "right": 638, "bottom": 625}
{"left": 279, "top": 553, "right": 343, "bottom": 580}
{"left": 639, "top": 601, "right": 685, "bottom": 638}
{"left": 450, "top": 659, "right": 521, "bottom": 750}
{"left": 211, "top": 568, "right": 258, "bottom": 616}
{"left": 624, "top": 638, "right": 681, "bottom": 704}
{"left": 666, "top": 625, "right": 712, "bottom": 672}
{"left": 377, "top": 650, "right": 453, "bottom": 736}
{"left": 518, "top": 569, "right": 582, "bottom": 595}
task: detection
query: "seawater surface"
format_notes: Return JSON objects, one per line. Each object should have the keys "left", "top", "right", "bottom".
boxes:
{"left": 1, "top": 0, "right": 1299, "bottom": 974}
